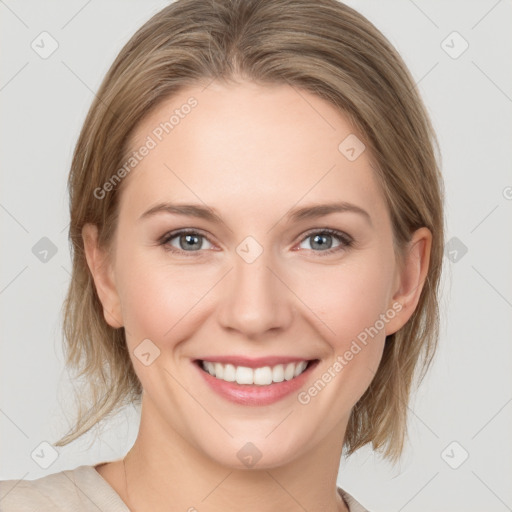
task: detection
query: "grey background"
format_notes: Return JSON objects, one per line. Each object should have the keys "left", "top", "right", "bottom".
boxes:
{"left": 1, "top": 1, "right": 511, "bottom": 511}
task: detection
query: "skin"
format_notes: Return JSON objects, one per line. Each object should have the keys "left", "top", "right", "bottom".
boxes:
{"left": 83, "top": 79, "right": 431, "bottom": 512}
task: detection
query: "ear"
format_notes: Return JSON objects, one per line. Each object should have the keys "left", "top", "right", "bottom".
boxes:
{"left": 82, "top": 223, "right": 123, "bottom": 329}
{"left": 385, "top": 227, "right": 432, "bottom": 336}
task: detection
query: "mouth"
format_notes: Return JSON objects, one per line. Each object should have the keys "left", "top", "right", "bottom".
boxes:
{"left": 194, "top": 358, "right": 319, "bottom": 386}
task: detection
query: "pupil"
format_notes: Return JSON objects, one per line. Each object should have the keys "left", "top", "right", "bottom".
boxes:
{"left": 182, "top": 234, "right": 201, "bottom": 250}
{"left": 312, "top": 234, "right": 331, "bottom": 250}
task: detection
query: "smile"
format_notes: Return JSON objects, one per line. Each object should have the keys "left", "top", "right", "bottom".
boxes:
{"left": 193, "top": 357, "right": 320, "bottom": 406}
{"left": 199, "top": 360, "right": 311, "bottom": 386}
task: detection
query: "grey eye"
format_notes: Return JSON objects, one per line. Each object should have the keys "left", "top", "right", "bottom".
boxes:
{"left": 164, "top": 231, "right": 214, "bottom": 252}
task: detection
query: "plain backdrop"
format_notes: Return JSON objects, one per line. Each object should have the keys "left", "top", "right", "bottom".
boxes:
{"left": 1, "top": 1, "right": 511, "bottom": 511}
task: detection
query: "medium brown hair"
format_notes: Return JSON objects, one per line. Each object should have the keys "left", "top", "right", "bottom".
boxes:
{"left": 55, "top": 0, "right": 444, "bottom": 463}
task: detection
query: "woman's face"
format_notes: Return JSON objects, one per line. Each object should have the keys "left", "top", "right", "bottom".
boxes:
{"left": 85, "top": 80, "right": 428, "bottom": 468}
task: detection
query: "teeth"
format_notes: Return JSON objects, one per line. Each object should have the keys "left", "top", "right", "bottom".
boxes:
{"left": 214, "top": 362, "right": 224, "bottom": 379}
{"left": 223, "top": 363, "right": 236, "bottom": 382}
{"left": 294, "top": 361, "right": 308, "bottom": 376}
{"left": 201, "top": 360, "right": 310, "bottom": 385}
{"left": 272, "top": 364, "right": 285, "bottom": 383}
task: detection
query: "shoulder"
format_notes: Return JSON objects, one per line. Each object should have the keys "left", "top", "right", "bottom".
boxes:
{"left": 0, "top": 464, "right": 128, "bottom": 512}
{"left": 338, "top": 486, "right": 372, "bottom": 512}
{"left": 0, "top": 466, "right": 84, "bottom": 511}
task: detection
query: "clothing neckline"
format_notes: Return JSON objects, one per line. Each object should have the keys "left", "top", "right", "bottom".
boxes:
{"left": 79, "top": 462, "right": 362, "bottom": 511}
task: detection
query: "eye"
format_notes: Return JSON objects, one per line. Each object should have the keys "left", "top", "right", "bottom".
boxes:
{"left": 297, "top": 229, "right": 353, "bottom": 255}
{"left": 160, "top": 229, "right": 214, "bottom": 254}
{"left": 159, "top": 228, "right": 353, "bottom": 257}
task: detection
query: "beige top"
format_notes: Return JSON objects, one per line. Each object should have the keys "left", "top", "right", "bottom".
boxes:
{"left": 0, "top": 463, "right": 370, "bottom": 512}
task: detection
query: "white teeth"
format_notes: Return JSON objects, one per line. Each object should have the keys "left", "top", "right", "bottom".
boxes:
{"left": 201, "top": 360, "right": 310, "bottom": 385}
{"left": 204, "top": 361, "right": 215, "bottom": 375}
{"left": 214, "top": 362, "right": 224, "bottom": 379}
{"left": 254, "top": 366, "right": 273, "bottom": 385}
{"left": 235, "top": 366, "right": 254, "bottom": 385}
{"left": 223, "top": 363, "right": 236, "bottom": 382}
{"left": 294, "top": 361, "right": 308, "bottom": 377}
{"left": 284, "top": 363, "right": 295, "bottom": 381}
{"left": 272, "top": 364, "right": 285, "bottom": 383}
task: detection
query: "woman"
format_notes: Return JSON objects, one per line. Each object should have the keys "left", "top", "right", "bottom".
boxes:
{"left": 0, "top": 0, "right": 444, "bottom": 510}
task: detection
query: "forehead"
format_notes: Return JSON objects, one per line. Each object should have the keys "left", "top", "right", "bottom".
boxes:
{"left": 120, "top": 80, "right": 387, "bottom": 225}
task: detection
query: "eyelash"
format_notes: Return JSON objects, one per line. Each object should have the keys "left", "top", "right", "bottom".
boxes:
{"left": 158, "top": 228, "right": 354, "bottom": 257}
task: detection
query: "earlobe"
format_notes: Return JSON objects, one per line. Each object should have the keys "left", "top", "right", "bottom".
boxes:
{"left": 82, "top": 223, "right": 123, "bottom": 329}
{"left": 385, "top": 227, "right": 432, "bottom": 336}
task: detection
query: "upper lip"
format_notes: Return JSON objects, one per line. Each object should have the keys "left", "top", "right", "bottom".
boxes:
{"left": 195, "top": 356, "right": 317, "bottom": 368}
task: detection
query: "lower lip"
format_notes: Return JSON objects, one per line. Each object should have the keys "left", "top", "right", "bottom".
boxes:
{"left": 193, "top": 360, "right": 319, "bottom": 406}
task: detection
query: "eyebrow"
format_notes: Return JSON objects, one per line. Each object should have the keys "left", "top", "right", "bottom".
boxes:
{"left": 138, "top": 201, "right": 372, "bottom": 227}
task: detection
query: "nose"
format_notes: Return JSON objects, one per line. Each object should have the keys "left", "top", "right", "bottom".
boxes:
{"left": 216, "top": 249, "right": 294, "bottom": 339}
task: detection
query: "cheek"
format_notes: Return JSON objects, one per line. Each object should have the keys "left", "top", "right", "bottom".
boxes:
{"left": 295, "top": 259, "right": 393, "bottom": 407}
{"left": 292, "top": 254, "right": 395, "bottom": 345}
{"left": 116, "top": 247, "right": 218, "bottom": 344}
